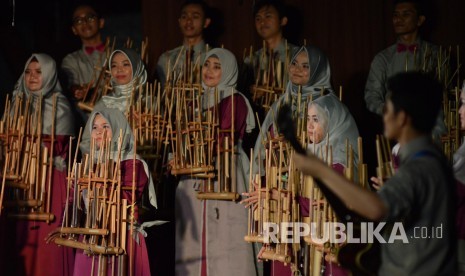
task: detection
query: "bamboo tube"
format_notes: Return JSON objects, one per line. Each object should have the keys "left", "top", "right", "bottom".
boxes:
{"left": 3, "top": 199, "right": 42, "bottom": 208}
{"left": 9, "top": 212, "right": 54, "bottom": 221}
{"left": 243, "top": 235, "right": 265, "bottom": 243}
{"left": 54, "top": 237, "right": 124, "bottom": 255}
{"left": 40, "top": 147, "right": 49, "bottom": 211}
{"left": 196, "top": 192, "right": 239, "bottom": 201}
{"left": 118, "top": 255, "right": 127, "bottom": 276}
{"left": 224, "top": 136, "right": 229, "bottom": 192}
{"left": 58, "top": 227, "right": 109, "bottom": 235}
{"left": 45, "top": 94, "right": 57, "bottom": 223}
{"left": 375, "top": 136, "right": 385, "bottom": 185}
{"left": 98, "top": 255, "right": 108, "bottom": 276}
{"left": 260, "top": 250, "right": 291, "bottom": 263}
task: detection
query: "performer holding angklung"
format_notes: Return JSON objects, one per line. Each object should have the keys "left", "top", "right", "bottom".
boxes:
{"left": 47, "top": 108, "right": 156, "bottom": 276}
{"left": 252, "top": 45, "right": 333, "bottom": 177}
{"left": 239, "top": 0, "right": 298, "bottom": 112}
{"left": 242, "top": 44, "right": 333, "bottom": 274}
{"left": 173, "top": 48, "right": 258, "bottom": 275}
{"left": 156, "top": 0, "right": 212, "bottom": 89}
{"left": 0, "top": 53, "right": 75, "bottom": 275}
{"left": 294, "top": 72, "right": 457, "bottom": 275}
{"left": 242, "top": 92, "right": 361, "bottom": 275}
{"left": 61, "top": 4, "right": 109, "bottom": 122}
{"left": 80, "top": 48, "right": 148, "bottom": 157}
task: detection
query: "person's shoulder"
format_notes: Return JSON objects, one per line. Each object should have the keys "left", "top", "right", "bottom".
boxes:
{"left": 62, "top": 49, "right": 85, "bottom": 64}
{"left": 164, "top": 45, "right": 184, "bottom": 56}
{"left": 64, "top": 49, "right": 84, "bottom": 59}
{"left": 377, "top": 43, "right": 397, "bottom": 57}
{"left": 370, "top": 44, "right": 396, "bottom": 65}
{"left": 158, "top": 45, "right": 183, "bottom": 63}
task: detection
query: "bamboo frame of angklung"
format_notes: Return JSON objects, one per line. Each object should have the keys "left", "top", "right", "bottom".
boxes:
{"left": 243, "top": 86, "right": 307, "bottom": 263}
{"left": 375, "top": 134, "right": 394, "bottom": 186}
{"left": 0, "top": 94, "right": 57, "bottom": 222}
{"left": 130, "top": 81, "right": 168, "bottom": 175}
{"left": 168, "top": 85, "right": 240, "bottom": 201}
{"left": 244, "top": 107, "right": 306, "bottom": 267}
{"left": 163, "top": 44, "right": 206, "bottom": 89}
{"left": 78, "top": 37, "right": 115, "bottom": 113}
{"left": 52, "top": 129, "right": 139, "bottom": 276}
{"left": 248, "top": 40, "right": 290, "bottom": 112}
{"left": 301, "top": 132, "right": 337, "bottom": 276}
{"left": 243, "top": 139, "right": 294, "bottom": 262}
{"left": 439, "top": 45, "right": 462, "bottom": 162}
{"left": 441, "top": 86, "right": 461, "bottom": 161}
{"left": 301, "top": 136, "right": 367, "bottom": 276}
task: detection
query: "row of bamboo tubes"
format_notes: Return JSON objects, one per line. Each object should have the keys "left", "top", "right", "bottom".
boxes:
{"left": 248, "top": 41, "right": 291, "bottom": 112}
{"left": 51, "top": 131, "right": 138, "bottom": 276}
{"left": 0, "top": 94, "right": 57, "bottom": 223}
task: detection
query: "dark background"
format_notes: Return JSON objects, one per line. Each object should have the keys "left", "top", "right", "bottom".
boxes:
{"left": 0, "top": 0, "right": 464, "bottom": 274}
{"left": 1, "top": 0, "right": 464, "bottom": 133}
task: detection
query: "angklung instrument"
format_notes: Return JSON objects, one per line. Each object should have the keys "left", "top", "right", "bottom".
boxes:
{"left": 49, "top": 130, "right": 138, "bottom": 276}
{"left": 168, "top": 85, "right": 240, "bottom": 201}
{"left": 0, "top": 94, "right": 57, "bottom": 223}
{"left": 247, "top": 40, "right": 292, "bottom": 112}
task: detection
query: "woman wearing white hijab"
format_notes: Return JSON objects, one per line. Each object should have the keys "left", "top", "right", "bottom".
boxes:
{"left": 175, "top": 48, "right": 258, "bottom": 276}
{"left": 73, "top": 108, "right": 156, "bottom": 276}
{"left": 7, "top": 53, "right": 75, "bottom": 275}
{"left": 253, "top": 45, "right": 333, "bottom": 175}
{"left": 305, "top": 93, "right": 359, "bottom": 174}
{"left": 93, "top": 47, "right": 147, "bottom": 113}
{"left": 243, "top": 94, "right": 358, "bottom": 276}
{"left": 80, "top": 48, "right": 147, "bottom": 155}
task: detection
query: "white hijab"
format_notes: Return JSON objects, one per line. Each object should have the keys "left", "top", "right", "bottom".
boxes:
{"left": 87, "top": 108, "right": 157, "bottom": 208}
{"left": 201, "top": 48, "right": 255, "bottom": 134}
{"left": 307, "top": 93, "right": 359, "bottom": 168}
{"left": 99, "top": 48, "right": 147, "bottom": 113}
{"left": 12, "top": 53, "right": 74, "bottom": 135}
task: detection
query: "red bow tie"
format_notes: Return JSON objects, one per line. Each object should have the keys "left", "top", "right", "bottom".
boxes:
{"left": 397, "top": 43, "right": 418, "bottom": 53}
{"left": 85, "top": 43, "right": 105, "bottom": 55}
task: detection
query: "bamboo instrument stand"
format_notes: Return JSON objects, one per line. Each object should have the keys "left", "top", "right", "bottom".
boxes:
{"left": 0, "top": 94, "right": 56, "bottom": 222}
{"left": 77, "top": 37, "right": 115, "bottom": 112}
{"left": 129, "top": 81, "right": 168, "bottom": 183}
{"left": 436, "top": 46, "right": 463, "bottom": 161}
{"left": 244, "top": 138, "right": 296, "bottom": 266}
{"left": 249, "top": 41, "right": 291, "bottom": 112}
{"left": 50, "top": 132, "right": 137, "bottom": 276}
{"left": 168, "top": 85, "right": 240, "bottom": 201}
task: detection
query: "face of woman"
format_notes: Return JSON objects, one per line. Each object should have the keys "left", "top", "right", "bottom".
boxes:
{"left": 459, "top": 91, "right": 465, "bottom": 130}
{"left": 91, "top": 114, "right": 112, "bottom": 148}
{"left": 24, "top": 61, "right": 43, "bottom": 92}
{"left": 110, "top": 53, "right": 133, "bottom": 85}
{"left": 289, "top": 51, "right": 310, "bottom": 86}
{"left": 202, "top": 56, "right": 222, "bottom": 88}
{"left": 307, "top": 105, "right": 325, "bottom": 144}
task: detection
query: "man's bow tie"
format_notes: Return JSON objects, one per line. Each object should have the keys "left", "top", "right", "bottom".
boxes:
{"left": 85, "top": 43, "right": 105, "bottom": 55}
{"left": 397, "top": 43, "right": 418, "bottom": 53}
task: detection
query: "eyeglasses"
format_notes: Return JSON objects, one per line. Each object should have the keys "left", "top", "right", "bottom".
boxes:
{"left": 73, "top": 14, "right": 98, "bottom": 26}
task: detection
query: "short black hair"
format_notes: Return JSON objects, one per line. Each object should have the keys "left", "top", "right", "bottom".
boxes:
{"left": 253, "top": 0, "right": 287, "bottom": 19}
{"left": 181, "top": 0, "right": 211, "bottom": 19}
{"left": 387, "top": 72, "right": 442, "bottom": 134}
{"left": 70, "top": 4, "right": 102, "bottom": 23}
{"left": 393, "top": 0, "right": 425, "bottom": 16}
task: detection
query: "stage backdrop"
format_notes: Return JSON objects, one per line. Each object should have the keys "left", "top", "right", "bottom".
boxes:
{"left": 142, "top": 0, "right": 465, "bottom": 124}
